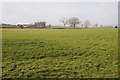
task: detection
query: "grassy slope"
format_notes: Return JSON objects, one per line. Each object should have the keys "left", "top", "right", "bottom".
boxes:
{"left": 2, "top": 28, "right": 118, "bottom": 78}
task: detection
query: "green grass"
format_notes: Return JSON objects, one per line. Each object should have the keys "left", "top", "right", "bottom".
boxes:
{"left": 2, "top": 28, "right": 118, "bottom": 78}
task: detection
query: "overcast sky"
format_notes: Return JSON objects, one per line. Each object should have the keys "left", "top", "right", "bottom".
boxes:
{"left": 1, "top": 1, "right": 118, "bottom": 26}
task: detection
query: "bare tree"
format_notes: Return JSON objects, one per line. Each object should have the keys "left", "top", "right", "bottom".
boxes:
{"left": 68, "top": 17, "right": 80, "bottom": 28}
{"left": 84, "top": 20, "right": 91, "bottom": 28}
{"left": 60, "top": 17, "right": 68, "bottom": 27}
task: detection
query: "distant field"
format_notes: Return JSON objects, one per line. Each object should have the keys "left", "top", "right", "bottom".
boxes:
{"left": 2, "top": 28, "right": 118, "bottom": 78}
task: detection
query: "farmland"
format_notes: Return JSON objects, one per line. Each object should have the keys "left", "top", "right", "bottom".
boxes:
{"left": 2, "top": 28, "right": 118, "bottom": 78}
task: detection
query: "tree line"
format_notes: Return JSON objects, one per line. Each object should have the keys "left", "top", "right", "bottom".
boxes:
{"left": 1, "top": 17, "right": 118, "bottom": 28}
{"left": 60, "top": 17, "right": 91, "bottom": 28}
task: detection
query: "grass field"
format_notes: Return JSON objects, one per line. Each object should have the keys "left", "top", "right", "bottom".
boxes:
{"left": 2, "top": 28, "right": 118, "bottom": 78}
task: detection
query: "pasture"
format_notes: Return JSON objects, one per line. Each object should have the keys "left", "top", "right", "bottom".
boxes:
{"left": 2, "top": 28, "right": 118, "bottom": 78}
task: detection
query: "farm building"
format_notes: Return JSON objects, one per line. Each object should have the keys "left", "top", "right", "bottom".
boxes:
{"left": 34, "top": 22, "right": 46, "bottom": 28}
{"left": 16, "top": 21, "right": 46, "bottom": 28}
